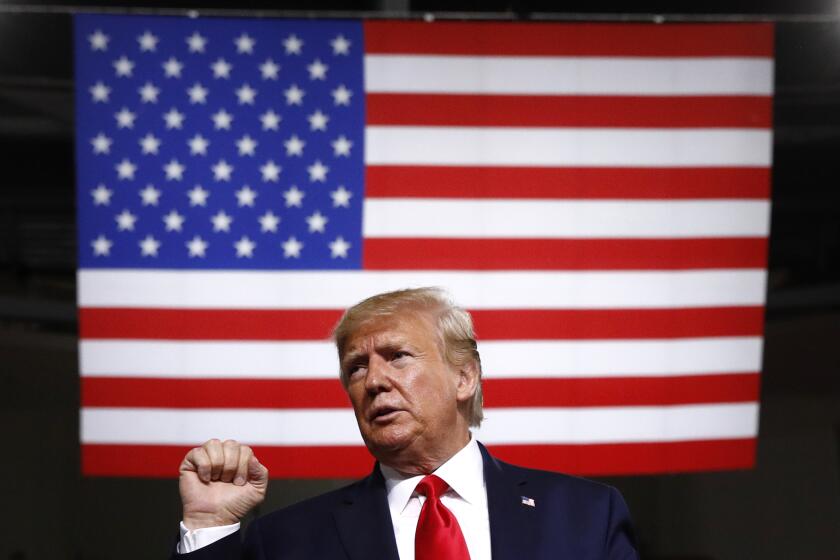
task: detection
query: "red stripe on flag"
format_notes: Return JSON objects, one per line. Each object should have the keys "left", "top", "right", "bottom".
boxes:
{"left": 79, "top": 306, "right": 764, "bottom": 340}
{"left": 78, "top": 308, "right": 342, "bottom": 340}
{"left": 364, "top": 21, "right": 774, "bottom": 57}
{"left": 82, "top": 444, "right": 375, "bottom": 479}
{"left": 487, "top": 439, "right": 757, "bottom": 476}
{"left": 367, "top": 94, "right": 772, "bottom": 128}
{"left": 471, "top": 308, "right": 765, "bottom": 339}
{"left": 365, "top": 166, "right": 771, "bottom": 199}
{"left": 364, "top": 238, "right": 769, "bottom": 270}
{"left": 81, "top": 439, "right": 756, "bottom": 478}
{"left": 81, "top": 374, "right": 759, "bottom": 409}
{"left": 483, "top": 374, "right": 759, "bottom": 407}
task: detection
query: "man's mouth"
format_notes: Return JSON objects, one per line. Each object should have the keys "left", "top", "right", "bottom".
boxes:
{"left": 370, "top": 406, "right": 402, "bottom": 422}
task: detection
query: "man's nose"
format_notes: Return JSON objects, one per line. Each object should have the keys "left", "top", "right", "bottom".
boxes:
{"left": 364, "top": 355, "right": 392, "bottom": 393}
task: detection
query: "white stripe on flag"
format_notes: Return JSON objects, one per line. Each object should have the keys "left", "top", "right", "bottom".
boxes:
{"left": 77, "top": 270, "right": 768, "bottom": 309}
{"left": 365, "top": 127, "right": 772, "bottom": 167}
{"left": 81, "top": 403, "right": 759, "bottom": 445}
{"left": 79, "top": 337, "right": 763, "bottom": 378}
{"left": 364, "top": 199, "right": 771, "bottom": 238}
{"left": 364, "top": 55, "right": 774, "bottom": 95}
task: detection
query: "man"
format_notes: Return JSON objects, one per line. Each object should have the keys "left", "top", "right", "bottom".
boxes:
{"left": 175, "top": 287, "right": 639, "bottom": 559}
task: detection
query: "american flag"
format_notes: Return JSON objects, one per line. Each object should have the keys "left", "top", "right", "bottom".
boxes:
{"left": 75, "top": 15, "right": 774, "bottom": 477}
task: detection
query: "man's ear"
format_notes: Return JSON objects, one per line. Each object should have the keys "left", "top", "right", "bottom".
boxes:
{"left": 455, "top": 361, "right": 480, "bottom": 402}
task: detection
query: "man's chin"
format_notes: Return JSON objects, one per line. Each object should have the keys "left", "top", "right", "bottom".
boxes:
{"left": 361, "top": 426, "right": 415, "bottom": 459}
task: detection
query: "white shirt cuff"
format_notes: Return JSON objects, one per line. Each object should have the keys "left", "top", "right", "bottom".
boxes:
{"left": 177, "top": 521, "right": 240, "bottom": 554}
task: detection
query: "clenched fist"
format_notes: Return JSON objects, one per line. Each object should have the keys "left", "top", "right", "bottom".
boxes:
{"left": 179, "top": 439, "right": 269, "bottom": 529}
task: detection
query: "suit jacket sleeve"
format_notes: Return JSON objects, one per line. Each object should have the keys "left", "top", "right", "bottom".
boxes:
{"left": 605, "top": 486, "right": 639, "bottom": 560}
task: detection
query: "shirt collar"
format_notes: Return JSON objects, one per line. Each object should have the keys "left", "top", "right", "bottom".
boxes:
{"left": 380, "top": 436, "right": 486, "bottom": 517}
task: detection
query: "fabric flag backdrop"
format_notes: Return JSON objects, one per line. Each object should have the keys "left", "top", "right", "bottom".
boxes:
{"left": 74, "top": 14, "right": 774, "bottom": 478}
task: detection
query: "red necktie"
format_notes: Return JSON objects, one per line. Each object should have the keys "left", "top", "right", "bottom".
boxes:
{"left": 414, "top": 474, "right": 471, "bottom": 560}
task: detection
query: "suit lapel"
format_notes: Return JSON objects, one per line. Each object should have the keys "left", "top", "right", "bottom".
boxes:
{"left": 481, "top": 443, "right": 540, "bottom": 560}
{"left": 332, "top": 465, "right": 401, "bottom": 560}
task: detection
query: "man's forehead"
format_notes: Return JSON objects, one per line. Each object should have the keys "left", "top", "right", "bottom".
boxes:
{"left": 341, "top": 311, "right": 437, "bottom": 355}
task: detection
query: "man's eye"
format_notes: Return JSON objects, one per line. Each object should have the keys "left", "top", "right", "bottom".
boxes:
{"left": 347, "top": 364, "right": 366, "bottom": 376}
{"left": 392, "top": 351, "right": 409, "bottom": 360}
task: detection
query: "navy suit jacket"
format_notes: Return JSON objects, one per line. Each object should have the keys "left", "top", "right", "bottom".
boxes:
{"left": 177, "top": 443, "right": 638, "bottom": 560}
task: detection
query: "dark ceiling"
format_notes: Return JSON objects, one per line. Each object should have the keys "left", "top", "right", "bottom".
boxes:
{"left": 1, "top": 0, "right": 839, "bottom": 323}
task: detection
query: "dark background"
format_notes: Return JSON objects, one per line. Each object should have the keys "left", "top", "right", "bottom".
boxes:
{"left": 2, "top": 1, "right": 839, "bottom": 558}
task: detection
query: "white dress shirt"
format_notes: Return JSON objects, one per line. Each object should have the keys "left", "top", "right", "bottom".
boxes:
{"left": 179, "top": 437, "right": 491, "bottom": 559}
{"left": 381, "top": 437, "right": 491, "bottom": 560}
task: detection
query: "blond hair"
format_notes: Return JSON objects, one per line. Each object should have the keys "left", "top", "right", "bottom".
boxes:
{"left": 333, "top": 287, "right": 484, "bottom": 426}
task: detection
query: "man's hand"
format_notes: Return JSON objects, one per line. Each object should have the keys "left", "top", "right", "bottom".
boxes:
{"left": 179, "top": 439, "right": 269, "bottom": 529}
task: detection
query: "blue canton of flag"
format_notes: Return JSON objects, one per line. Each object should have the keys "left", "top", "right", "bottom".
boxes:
{"left": 75, "top": 15, "right": 365, "bottom": 269}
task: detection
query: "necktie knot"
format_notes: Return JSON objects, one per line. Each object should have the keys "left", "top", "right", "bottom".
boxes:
{"left": 415, "top": 474, "right": 449, "bottom": 501}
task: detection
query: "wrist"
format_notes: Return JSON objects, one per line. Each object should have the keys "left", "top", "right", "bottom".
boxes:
{"left": 183, "top": 511, "right": 239, "bottom": 530}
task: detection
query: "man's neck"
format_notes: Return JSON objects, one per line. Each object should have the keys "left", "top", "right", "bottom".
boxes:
{"left": 379, "top": 431, "right": 472, "bottom": 475}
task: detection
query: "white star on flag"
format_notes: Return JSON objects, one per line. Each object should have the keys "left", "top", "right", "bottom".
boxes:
{"left": 306, "top": 210, "right": 328, "bottom": 233}
{"left": 283, "top": 34, "right": 303, "bottom": 55}
{"left": 283, "top": 186, "right": 304, "bottom": 207}
{"left": 260, "top": 59, "right": 280, "bottom": 80}
{"left": 113, "top": 55, "right": 134, "bottom": 77}
{"left": 235, "top": 33, "right": 256, "bottom": 54}
{"left": 307, "top": 110, "right": 329, "bottom": 131}
{"left": 91, "top": 184, "right": 113, "bottom": 205}
{"left": 139, "top": 82, "right": 160, "bottom": 103}
{"left": 163, "top": 108, "right": 185, "bottom": 129}
{"left": 90, "top": 81, "right": 111, "bottom": 103}
{"left": 235, "top": 186, "right": 258, "bottom": 207}
{"left": 163, "top": 57, "right": 184, "bottom": 78}
{"left": 88, "top": 30, "right": 109, "bottom": 51}
{"left": 91, "top": 235, "right": 112, "bottom": 256}
{"left": 211, "top": 210, "right": 233, "bottom": 232}
{"left": 234, "top": 236, "right": 256, "bottom": 258}
{"left": 331, "top": 135, "right": 352, "bottom": 157}
{"left": 139, "top": 235, "right": 160, "bottom": 257}
{"left": 164, "top": 159, "right": 185, "bottom": 181}
{"left": 115, "top": 158, "right": 137, "bottom": 180}
{"left": 187, "top": 83, "right": 209, "bottom": 104}
{"left": 139, "top": 133, "right": 161, "bottom": 155}
{"left": 329, "top": 236, "right": 351, "bottom": 258}
{"left": 212, "top": 109, "right": 233, "bottom": 130}
{"left": 260, "top": 110, "right": 281, "bottom": 131}
{"left": 258, "top": 211, "right": 280, "bottom": 232}
{"left": 163, "top": 210, "right": 185, "bottom": 231}
{"left": 187, "top": 185, "right": 209, "bottom": 206}
{"left": 331, "top": 85, "right": 352, "bottom": 106}
{"left": 330, "top": 35, "right": 351, "bottom": 55}
{"left": 236, "top": 84, "right": 257, "bottom": 105}
{"left": 260, "top": 160, "right": 281, "bottom": 182}
{"left": 138, "top": 31, "right": 158, "bottom": 52}
{"left": 186, "top": 235, "right": 208, "bottom": 257}
{"left": 91, "top": 132, "right": 112, "bottom": 154}
{"left": 115, "top": 209, "right": 137, "bottom": 231}
{"left": 282, "top": 236, "right": 303, "bottom": 258}
{"left": 284, "top": 84, "right": 304, "bottom": 106}
{"left": 236, "top": 135, "right": 258, "bottom": 156}
{"left": 212, "top": 159, "right": 233, "bottom": 181}
{"left": 330, "top": 186, "right": 352, "bottom": 207}
{"left": 186, "top": 32, "right": 206, "bottom": 53}
{"left": 188, "top": 134, "right": 209, "bottom": 155}
{"left": 211, "top": 58, "right": 232, "bottom": 79}
{"left": 139, "top": 185, "right": 161, "bottom": 206}
{"left": 307, "top": 160, "right": 328, "bottom": 182}
{"left": 115, "top": 107, "right": 136, "bottom": 128}
{"left": 284, "top": 135, "right": 304, "bottom": 156}
{"left": 307, "top": 59, "right": 328, "bottom": 80}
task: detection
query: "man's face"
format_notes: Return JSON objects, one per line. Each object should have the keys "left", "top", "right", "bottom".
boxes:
{"left": 340, "top": 311, "right": 471, "bottom": 470}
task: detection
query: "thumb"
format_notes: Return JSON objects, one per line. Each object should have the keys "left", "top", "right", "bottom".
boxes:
{"left": 248, "top": 454, "right": 269, "bottom": 487}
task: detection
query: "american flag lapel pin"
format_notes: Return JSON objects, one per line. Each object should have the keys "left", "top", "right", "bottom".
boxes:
{"left": 521, "top": 496, "right": 536, "bottom": 507}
